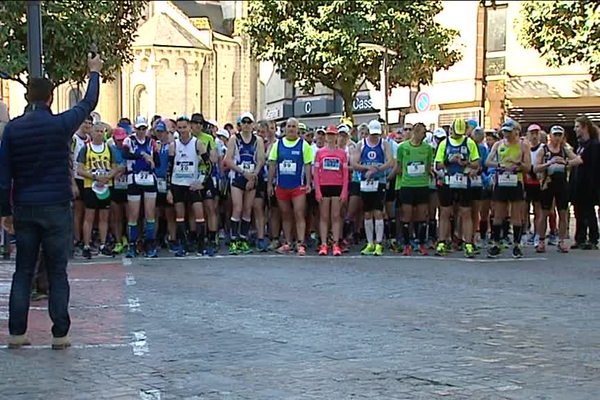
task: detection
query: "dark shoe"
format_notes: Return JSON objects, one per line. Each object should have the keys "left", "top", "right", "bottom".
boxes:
{"left": 82, "top": 246, "right": 92, "bottom": 260}
{"left": 581, "top": 242, "right": 593, "bottom": 250}
{"left": 512, "top": 245, "right": 523, "bottom": 259}
{"left": 487, "top": 244, "right": 501, "bottom": 259}
{"left": 570, "top": 243, "right": 582, "bottom": 250}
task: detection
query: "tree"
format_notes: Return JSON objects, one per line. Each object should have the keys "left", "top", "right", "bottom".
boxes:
{"left": 244, "top": 0, "right": 461, "bottom": 121}
{"left": 518, "top": 1, "right": 600, "bottom": 81}
{"left": 0, "top": 1, "right": 148, "bottom": 87}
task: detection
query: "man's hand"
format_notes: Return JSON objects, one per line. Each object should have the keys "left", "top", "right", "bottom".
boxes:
{"left": 243, "top": 171, "right": 255, "bottom": 182}
{"left": 1, "top": 216, "right": 14, "bottom": 235}
{"left": 96, "top": 176, "right": 109, "bottom": 185}
{"left": 245, "top": 180, "right": 255, "bottom": 191}
{"left": 365, "top": 169, "right": 375, "bottom": 180}
{"left": 304, "top": 185, "right": 312, "bottom": 195}
{"left": 72, "top": 183, "right": 80, "bottom": 198}
{"left": 267, "top": 183, "right": 274, "bottom": 198}
{"left": 167, "top": 190, "right": 174, "bottom": 205}
{"left": 88, "top": 53, "right": 104, "bottom": 74}
{"left": 449, "top": 154, "right": 462, "bottom": 163}
{"left": 190, "top": 181, "right": 204, "bottom": 191}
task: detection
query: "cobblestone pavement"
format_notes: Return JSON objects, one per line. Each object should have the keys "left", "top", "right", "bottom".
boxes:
{"left": 1, "top": 247, "right": 599, "bottom": 399}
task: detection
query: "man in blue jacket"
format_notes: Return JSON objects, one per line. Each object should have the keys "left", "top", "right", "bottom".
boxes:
{"left": 0, "top": 54, "right": 103, "bottom": 349}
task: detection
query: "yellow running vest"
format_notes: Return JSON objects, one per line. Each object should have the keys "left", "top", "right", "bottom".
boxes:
{"left": 83, "top": 143, "right": 113, "bottom": 188}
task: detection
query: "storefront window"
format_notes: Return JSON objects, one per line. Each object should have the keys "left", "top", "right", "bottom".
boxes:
{"left": 486, "top": 7, "right": 507, "bottom": 52}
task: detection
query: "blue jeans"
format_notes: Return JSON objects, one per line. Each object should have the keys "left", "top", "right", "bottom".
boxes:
{"left": 9, "top": 202, "right": 72, "bottom": 337}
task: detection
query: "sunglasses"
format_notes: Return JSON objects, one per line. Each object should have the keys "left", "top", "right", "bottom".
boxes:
{"left": 137, "top": 126, "right": 148, "bottom": 130}
{"left": 552, "top": 132, "right": 564, "bottom": 135}
{"left": 242, "top": 120, "right": 253, "bottom": 124}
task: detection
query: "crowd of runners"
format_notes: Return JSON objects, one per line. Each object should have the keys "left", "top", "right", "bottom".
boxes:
{"left": 70, "top": 112, "right": 600, "bottom": 260}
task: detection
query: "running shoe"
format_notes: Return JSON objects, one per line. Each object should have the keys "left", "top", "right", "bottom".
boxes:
{"left": 204, "top": 243, "right": 215, "bottom": 257}
{"left": 435, "top": 242, "right": 447, "bottom": 256}
{"left": 418, "top": 244, "right": 428, "bottom": 256}
{"left": 361, "top": 243, "right": 375, "bottom": 256}
{"left": 487, "top": 244, "right": 501, "bottom": 259}
{"left": 472, "top": 243, "right": 481, "bottom": 255}
{"left": 229, "top": 241, "right": 239, "bottom": 255}
{"left": 125, "top": 245, "right": 136, "bottom": 258}
{"left": 239, "top": 240, "right": 252, "bottom": 254}
{"left": 100, "top": 245, "right": 113, "bottom": 257}
{"left": 332, "top": 244, "right": 342, "bottom": 257}
{"left": 403, "top": 245, "right": 412, "bottom": 256}
{"left": 30, "top": 290, "right": 49, "bottom": 302}
{"left": 318, "top": 244, "right": 328, "bottom": 256}
{"left": 526, "top": 235, "right": 535, "bottom": 246}
{"left": 512, "top": 245, "right": 523, "bottom": 259}
{"left": 557, "top": 241, "right": 569, "bottom": 253}
{"left": 175, "top": 245, "right": 186, "bottom": 257}
{"left": 374, "top": 244, "right": 384, "bottom": 256}
{"left": 297, "top": 244, "right": 307, "bottom": 256}
{"left": 169, "top": 242, "right": 178, "bottom": 253}
{"left": 146, "top": 246, "right": 158, "bottom": 258}
{"left": 389, "top": 241, "right": 401, "bottom": 253}
{"left": 570, "top": 242, "right": 582, "bottom": 250}
{"left": 113, "top": 243, "right": 124, "bottom": 255}
{"left": 536, "top": 242, "right": 546, "bottom": 253}
{"left": 276, "top": 243, "right": 292, "bottom": 254}
{"left": 464, "top": 243, "right": 475, "bottom": 259}
{"left": 82, "top": 245, "right": 92, "bottom": 260}
{"left": 340, "top": 239, "right": 351, "bottom": 253}
{"left": 547, "top": 234, "right": 557, "bottom": 246}
{"left": 269, "top": 239, "right": 281, "bottom": 252}
{"left": 256, "top": 238, "right": 268, "bottom": 252}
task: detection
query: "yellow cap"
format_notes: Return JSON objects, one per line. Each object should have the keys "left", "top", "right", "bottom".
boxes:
{"left": 452, "top": 119, "right": 467, "bottom": 135}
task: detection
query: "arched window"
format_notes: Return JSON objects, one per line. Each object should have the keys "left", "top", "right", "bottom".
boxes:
{"left": 133, "top": 85, "right": 148, "bottom": 120}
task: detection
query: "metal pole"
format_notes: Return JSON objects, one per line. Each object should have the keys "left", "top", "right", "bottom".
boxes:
{"left": 26, "top": 0, "right": 44, "bottom": 78}
{"left": 384, "top": 48, "right": 389, "bottom": 135}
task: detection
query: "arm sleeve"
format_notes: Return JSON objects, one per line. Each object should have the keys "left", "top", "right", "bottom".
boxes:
{"left": 0, "top": 130, "right": 12, "bottom": 216}
{"left": 59, "top": 72, "right": 100, "bottom": 136}
{"left": 166, "top": 155, "right": 174, "bottom": 187}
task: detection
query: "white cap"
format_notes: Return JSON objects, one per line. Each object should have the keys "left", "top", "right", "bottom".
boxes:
{"left": 337, "top": 124, "right": 351, "bottom": 134}
{"left": 206, "top": 119, "right": 218, "bottom": 128}
{"left": 434, "top": 128, "right": 447, "bottom": 138}
{"left": 134, "top": 116, "right": 148, "bottom": 129}
{"left": 239, "top": 112, "right": 255, "bottom": 123}
{"left": 216, "top": 128, "right": 230, "bottom": 140}
{"left": 368, "top": 119, "right": 382, "bottom": 135}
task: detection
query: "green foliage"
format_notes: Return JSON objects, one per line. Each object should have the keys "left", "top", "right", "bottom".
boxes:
{"left": 0, "top": 1, "right": 148, "bottom": 86}
{"left": 519, "top": 1, "right": 600, "bottom": 81}
{"left": 244, "top": 0, "right": 461, "bottom": 119}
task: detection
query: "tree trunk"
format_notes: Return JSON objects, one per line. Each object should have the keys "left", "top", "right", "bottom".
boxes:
{"left": 341, "top": 90, "right": 354, "bottom": 125}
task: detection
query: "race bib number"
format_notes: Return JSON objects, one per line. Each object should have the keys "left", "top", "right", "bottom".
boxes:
{"left": 360, "top": 180, "right": 379, "bottom": 193}
{"left": 449, "top": 173, "right": 467, "bottom": 189}
{"left": 241, "top": 161, "right": 255, "bottom": 173}
{"left": 279, "top": 160, "right": 297, "bottom": 175}
{"left": 470, "top": 175, "right": 483, "bottom": 187}
{"left": 114, "top": 174, "right": 128, "bottom": 190}
{"left": 498, "top": 172, "right": 518, "bottom": 187}
{"left": 156, "top": 178, "right": 167, "bottom": 193}
{"left": 407, "top": 162, "right": 426, "bottom": 178}
{"left": 135, "top": 171, "right": 155, "bottom": 186}
{"left": 323, "top": 157, "right": 341, "bottom": 171}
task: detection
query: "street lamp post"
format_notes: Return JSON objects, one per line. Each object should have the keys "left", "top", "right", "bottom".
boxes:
{"left": 26, "top": 0, "right": 44, "bottom": 79}
{"left": 358, "top": 43, "right": 397, "bottom": 134}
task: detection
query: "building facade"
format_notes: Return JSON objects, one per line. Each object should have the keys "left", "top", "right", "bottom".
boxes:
{"left": 259, "top": 0, "right": 600, "bottom": 133}
{"left": 2, "top": 0, "right": 258, "bottom": 127}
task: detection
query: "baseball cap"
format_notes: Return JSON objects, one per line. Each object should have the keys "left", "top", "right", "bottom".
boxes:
{"left": 298, "top": 122, "right": 308, "bottom": 132}
{"left": 368, "top": 120, "right": 382, "bottom": 135}
{"left": 467, "top": 119, "right": 478, "bottom": 129}
{"left": 206, "top": 119, "right": 218, "bottom": 127}
{"left": 325, "top": 125, "right": 339, "bottom": 135}
{"left": 134, "top": 116, "right": 148, "bottom": 129}
{"left": 500, "top": 119, "right": 521, "bottom": 133}
{"left": 473, "top": 127, "right": 485, "bottom": 136}
{"left": 550, "top": 125, "right": 565, "bottom": 135}
{"left": 337, "top": 124, "right": 351, "bottom": 135}
{"left": 527, "top": 124, "right": 542, "bottom": 132}
{"left": 191, "top": 113, "right": 205, "bottom": 124}
{"left": 216, "top": 128, "right": 230, "bottom": 140}
{"left": 451, "top": 119, "right": 467, "bottom": 135}
{"left": 315, "top": 126, "right": 326, "bottom": 134}
{"left": 239, "top": 112, "right": 255, "bottom": 123}
{"left": 434, "top": 127, "right": 447, "bottom": 138}
{"left": 117, "top": 121, "right": 133, "bottom": 135}
{"left": 112, "top": 127, "right": 128, "bottom": 141}
{"left": 155, "top": 121, "right": 167, "bottom": 132}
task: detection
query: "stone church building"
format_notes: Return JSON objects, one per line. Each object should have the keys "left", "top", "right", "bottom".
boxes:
{"left": 3, "top": 0, "right": 258, "bottom": 127}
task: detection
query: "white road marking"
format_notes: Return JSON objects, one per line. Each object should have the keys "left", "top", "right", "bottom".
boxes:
{"left": 140, "top": 389, "right": 162, "bottom": 400}
{"left": 0, "top": 311, "right": 8, "bottom": 320}
{"left": 131, "top": 331, "right": 149, "bottom": 356}
{"left": 0, "top": 304, "right": 131, "bottom": 311}
{"left": 122, "top": 258, "right": 132, "bottom": 266}
{"left": 128, "top": 298, "right": 140, "bottom": 312}
{"left": 125, "top": 273, "right": 136, "bottom": 286}
{"left": 0, "top": 343, "right": 130, "bottom": 350}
